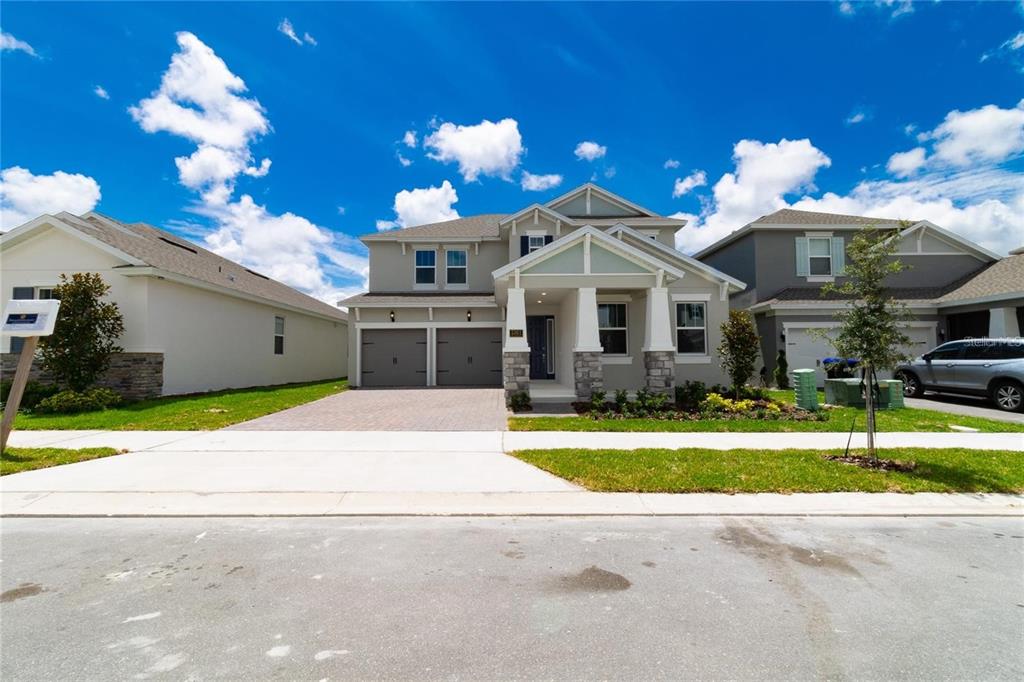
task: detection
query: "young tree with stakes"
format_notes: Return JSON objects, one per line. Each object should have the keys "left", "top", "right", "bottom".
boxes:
{"left": 822, "top": 226, "right": 912, "bottom": 458}
{"left": 718, "top": 310, "right": 761, "bottom": 400}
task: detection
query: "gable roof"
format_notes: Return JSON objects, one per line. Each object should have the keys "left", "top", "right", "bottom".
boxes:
{"left": 0, "top": 212, "right": 347, "bottom": 322}
{"left": 752, "top": 208, "right": 907, "bottom": 226}
{"left": 605, "top": 223, "right": 745, "bottom": 290}
{"left": 938, "top": 253, "right": 1024, "bottom": 306}
{"left": 545, "top": 183, "right": 659, "bottom": 218}
{"left": 894, "top": 220, "right": 1001, "bottom": 262}
{"left": 361, "top": 214, "right": 505, "bottom": 242}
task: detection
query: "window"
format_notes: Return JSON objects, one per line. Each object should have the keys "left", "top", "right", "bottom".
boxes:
{"left": 929, "top": 342, "right": 963, "bottom": 361}
{"left": 446, "top": 249, "right": 467, "bottom": 286}
{"left": 36, "top": 288, "right": 54, "bottom": 300}
{"left": 528, "top": 235, "right": 546, "bottom": 253}
{"left": 808, "top": 237, "right": 832, "bottom": 276}
{"left": 598, "top": 303, "right": 628, "bottom": 355}
{"left": 415, "top": 250, "right": 436, "bottom": 285}
{"left": 274, "top": 316, "right": 285, "bottom": 355}
{"left": 676, "top": 302, "right": 707, "bottom": 354}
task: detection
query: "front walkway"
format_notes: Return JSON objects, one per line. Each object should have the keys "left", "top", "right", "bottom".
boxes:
{"left": 227, "top": 387, "right": 508, "bottom": 431}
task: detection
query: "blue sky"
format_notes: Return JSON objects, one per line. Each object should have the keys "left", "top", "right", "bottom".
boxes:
{"left": 2, "top": 1, "right": 1022, "bottom": 301}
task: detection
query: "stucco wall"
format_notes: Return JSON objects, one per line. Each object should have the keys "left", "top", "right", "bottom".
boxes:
{"left": 368, "top": 241, "right": 507, "bottom": 293}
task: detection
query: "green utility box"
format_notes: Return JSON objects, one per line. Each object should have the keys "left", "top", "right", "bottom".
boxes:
{"left": 792, "top": 369, "right": 819, "bottom": 411}
{"left": 825, "top": 378, "right": 864, "bottom": 407}
{"left": 880, "top": 380, "right": 905, "bottom": 409}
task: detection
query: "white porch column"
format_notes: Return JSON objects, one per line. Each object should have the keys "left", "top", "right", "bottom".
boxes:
{"left": 989, "top": 307, "right": 1021, "bottom": 338}
{"left": 504, "top": 287, "right": 530, "bottom": 352}
{"left": 642, "top": 287, "right": 676, "bottom": 352}
{"left": 573, "top": 287, "right": 602, "bottom": 351}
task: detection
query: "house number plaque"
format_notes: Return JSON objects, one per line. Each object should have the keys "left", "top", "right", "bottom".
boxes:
{"left": 509, "top": 329, "right": 524, "bottom": 338}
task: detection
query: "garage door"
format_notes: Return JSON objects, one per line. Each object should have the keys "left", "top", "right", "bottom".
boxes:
{"left": 436, "top": 328, "right": 502, "bottom": 386}
{"left": 361, "top": 329, "right": 427, "bottom": 387}
{"left": 785, "top": 325, "right": 935, "bottom": 386}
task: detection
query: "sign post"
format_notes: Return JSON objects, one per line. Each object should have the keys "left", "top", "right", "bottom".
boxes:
{"left": 1, "top": 299, "right": 61, "bottom": 452}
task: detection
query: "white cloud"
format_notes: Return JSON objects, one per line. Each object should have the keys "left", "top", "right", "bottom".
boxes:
{"left": 302, "top": 32, "right": 317, "bottom": 47}
{"left": 521, "top": 171, "right": 563, "bottom": 192}
{"left": 94, "top": 85, "right": 110, "bottom": 100}
{"left": 402, "top": 130, "right": 417, "bottom": 148}
{"left": 424, "top": 118, "right": 523, "bottom": 182}
{"left": 672, "top": 170, "right": 707, "bottom": 198}
{"left": 838, "top": 1, "right": 855, "bottom": 15}
{"left": 846, "top": 111, "right": 866, "bottom": 125}
{"left": 886, "top": 147, "right": 926, "bottom": 178}
{"left": 133, "top": 32, "right": 366, "bottom": 302}
{"left": 0, "top": 31, "right": 37, "bottom": 57}
{"left": 604, "top": 166, "right": 617, "bottom": 179}
{"left": 0, "top": 167, "right": 102, "bottom": 229}
{"left": 663, "top": 159, "right": 680, "bottom": 169}
{"left": 277, "top": 19, "right": 314, "bottom": 46}
{"left": 377, "top": 180, "right": 460, "bottom": 231}
{"left": 1007, "top": 32, "right": 1024, "bottom": 50}
{"left": 574, "top": 140, "right": 607, "bottom": 161}
{"left": 925, "top": 101, "right": 1024, "bottom": 167}
{"left": 336, "top": 206, "right": 346, "bottom": 216}
{"left": 396, "top": 152, "right": 412, "bottom": 167}
{"left": 903, "top": 123, "right": 917, "bottom": 136}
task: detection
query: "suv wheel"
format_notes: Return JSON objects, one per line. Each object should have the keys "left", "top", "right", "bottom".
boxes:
{"left": 896, "top": 371, "right": 924, "bottom": 398}
{"left": 991, "top": 380, "right": 1024, "bottom": 413}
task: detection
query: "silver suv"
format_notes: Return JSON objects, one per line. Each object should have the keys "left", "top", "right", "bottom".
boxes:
{"left": 894, "top": 338, "right": 1024, "bottom": 412}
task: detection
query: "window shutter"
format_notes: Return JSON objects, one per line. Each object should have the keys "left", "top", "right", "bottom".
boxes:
{"left": 831, "top": 237, "right": 846, "bottom": 276}
{"left": 544, "top": 235, "right": 554, "bottom": 246}
{"left": 795, "top": 237, "right": 809, "bottom": 277}
{"left": 520, "top": 235, "right": 529, "bottom": 257}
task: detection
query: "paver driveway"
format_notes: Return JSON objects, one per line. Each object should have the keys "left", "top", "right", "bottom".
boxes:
{"left": 228, "top": 387, "right": 508, "bottom": 431}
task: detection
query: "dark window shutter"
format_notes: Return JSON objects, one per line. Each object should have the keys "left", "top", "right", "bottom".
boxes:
{"left": 520, "top": 235, "right": 529, "bottom": 257}
{"left": 544, "top": 235, "right": 554, "bottom": 245}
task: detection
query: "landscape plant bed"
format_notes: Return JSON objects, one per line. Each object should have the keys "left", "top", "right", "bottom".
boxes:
{"left": 824, "top": 453, "right": 917, "bottom": 472}
{"left": 511, "top": 447, "right": 1024, "bottom": 493}
{"left": 1, "top": 447, "right": 122, "bottom": 475}
{"left": 571, "top": 398, "right": 828, "bottom": 424}
{"left": 11, "top": 378, "right": 347, "bottom": 431}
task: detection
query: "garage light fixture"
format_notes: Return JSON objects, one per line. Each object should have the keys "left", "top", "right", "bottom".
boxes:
{"left": 466, "top": 310, "right": 472, "bottom": 322}
{"left": 541, "top": 292, "right": 547, "bottom": 296}
{"left": 389, "top": 310, "right": 395, "bottom": 322}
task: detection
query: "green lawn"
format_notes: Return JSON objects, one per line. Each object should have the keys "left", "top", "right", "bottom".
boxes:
{"left": 12, "top": 378, "right": 347, "bottom": 431}
{"left": 512, "top": 448, "right": 1024, "bottom": 493}
{"left": 510, "top": 389, "right": 1024, "bottom": 433}
{"left": 1, "top": 447, "right": 122, "bottom": 475}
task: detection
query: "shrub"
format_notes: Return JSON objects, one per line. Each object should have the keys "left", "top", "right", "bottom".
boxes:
{"left": 35, "top": 387, "right": 123, "bottom": 414}
{"left": 1, "top": 380, "right": 60, "bottom": 410}
{"left": 507, "top": 391, "right": 531, "bottom": 412}
{"left": 699, "top": 392, "right": 755, "bottom": 414}
{"left": 717, "top": 310, "right": 761, "bottom": 399}
{"left": 675, "top": 381, "right": 708, "bottom": 411}
{"left": 613, "top": 389, "right": 629, "bottom": 412}
{"left": 773, "top": 350, "right": 790, "bottom": 390}
{"left": 589, "top": 389, "right": 608, "bottom": 413}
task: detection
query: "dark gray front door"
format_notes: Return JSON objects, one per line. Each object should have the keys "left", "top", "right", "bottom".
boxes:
{"left": 436, "top": 328, "right": 502, "bottom": 386}
{"left": 527, "top": 316, "right": 554, "bottom": 380}
{"left": 361, "top": 329, "right": 427, "bottom": 387}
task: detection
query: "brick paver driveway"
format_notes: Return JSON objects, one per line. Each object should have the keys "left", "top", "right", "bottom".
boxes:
{"left": 228, "top": 387, "right": 508, "bottom": 431}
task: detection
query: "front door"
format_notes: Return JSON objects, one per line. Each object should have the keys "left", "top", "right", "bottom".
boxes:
{"left": 526, "top": 315, "right": 554, "bottom": 380}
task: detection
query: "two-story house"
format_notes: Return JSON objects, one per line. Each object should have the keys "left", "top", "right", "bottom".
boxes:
{"left": 695, "top": 208, "right": 1019, "bottom": 384}
{"left": 340, "top": 184, "right": 745, "bottom": 401}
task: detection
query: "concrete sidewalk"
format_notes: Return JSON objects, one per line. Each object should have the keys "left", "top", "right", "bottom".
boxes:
{"left": 3, "top": 490, "right": 1020, "bottom": 517}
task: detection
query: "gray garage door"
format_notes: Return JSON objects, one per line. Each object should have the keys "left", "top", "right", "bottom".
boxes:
{"left": 436, "top": 328, "right": 502, "bottom": 386}
{"left": 361, "top": 329, "right": 427, "bottom": 387}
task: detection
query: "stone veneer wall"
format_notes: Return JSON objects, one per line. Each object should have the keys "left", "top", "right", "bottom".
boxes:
{"left": 643, "top": 350, "right": 676, "bottom": 395}
{"left": 0, "top": 352, "right": 164, "bottom": 400}
{"left": 573, "top": 351, "right": 603, "bottom": 399}
{"left": 502, "top": 351, "right": 530, "bottom": 401}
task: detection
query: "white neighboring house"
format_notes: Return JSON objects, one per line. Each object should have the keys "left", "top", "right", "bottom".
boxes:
{"left": 0, "top": 212, "right": 348, "bottom": 398}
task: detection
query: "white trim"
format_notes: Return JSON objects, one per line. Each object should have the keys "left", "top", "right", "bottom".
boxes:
{"left": 525, "top": 229, "right": 548, "bottom": 236}
{"left": 342, "top": 300, "right": 497, "bottom": 309}
{"left": 674, "top": 300, "right": 709, "bottom": 356}
{"left": 806, "top": 276, "right": 835, "bottom": 283}
{"left": 597, "top": 300, "right": 629, "bottom": 356}
{"left": 597, "top": 294, "right": 633, "bottom": 303}
{"left": 0, "top": 214, "right": 148, "bottom": 266}
{"left": 804, "top": 231, "right": 833, "bottom": 237}
{"left": 606, "top": 223, "right": 746, "bottom": 290}
{"left": 782, "top": 321, "right": 937, "bottom": 330}
{"left": 895, "top": 221, "right": 1000, "bottom": 262}
{"left": 671, "top": 292, "right": 711, "bottom": 302}
{"left": 354, "top": 321, "right": 504, "bottom": 329}
{"left": 600, "top": 355, "right": 633, "bottom": 365}
{"left": 546, "top": 182, "right": 658, "bottom": 218}
{"left": 413, "top": 247, "right": 438, "bottom": 290}
{"left": 674, "top": 355, "right": 712, "bottom": 364}
{"left": 444, "top": 247, "right": 469, "bottom": 290}
{"left": 498, "top": 203, "right": 570, "bottom": 228}
{"left": 938, "top": 292, "right": 1024, "bottom": 309}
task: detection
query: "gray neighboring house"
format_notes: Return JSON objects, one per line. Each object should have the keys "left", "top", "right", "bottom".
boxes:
{"left": 340, "top": 183, "right": 745, "bottom": 401}
{"left": 695, "top": 208, "right": 1022, "bottom": 384}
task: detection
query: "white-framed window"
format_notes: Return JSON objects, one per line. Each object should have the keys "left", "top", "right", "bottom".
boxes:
{"left": 808, "top": 237, "right": 833, "bottom": 276}
{"left": 274, "top": 316, "right": 285, "bottom": 355}
{"left": 9, "top": 286, "right": 56, "bottom": 354}
{"left": 528, "top": 235, "right": 546, "bottom": 253}
{"left": 36, "top": 287, "right": 55, "bottom": 300}
{"left": 446, "top": 249, "right": 467, "bottom": 286}
{"left": 597, "top": 303, "right": 628, "bottom": 355}
{"left": 675, "top": 302, "right": 707, "bottom": 354}
{"left": 414, "top": 249, "right": 436, "bottom": 285}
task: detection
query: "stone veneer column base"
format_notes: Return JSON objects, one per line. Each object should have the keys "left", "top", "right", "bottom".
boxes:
{"left": 573, "top": 351, "right": 604, "bottom": 399}
{"left": 643, "top": 350, "right": 676, "bottom": 395}
{"left": 502, "top": 351, "right": 531, "bottom": 402}
{"left": 0, "top": 352, "right": 164, "bottom": 400}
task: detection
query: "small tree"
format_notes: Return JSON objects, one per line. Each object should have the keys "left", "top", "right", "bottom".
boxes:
{"left": 717, "top": 310, "right": 761, "bottom": 399}
{"left": 773, "top": 350, "right": 790, "bottom": 389}
{"left": 822, "top": 226, "right": 912, "bottom": 458}
{"left": 39, "top": 273, "right": 125, "bottom": 392}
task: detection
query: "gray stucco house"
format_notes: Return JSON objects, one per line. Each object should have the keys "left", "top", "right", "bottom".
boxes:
{"left": 340, "top": 184, "right": 745, "bottom": 401}
{"left": 695, "top": 208, "right": 1023, "bottom": 384}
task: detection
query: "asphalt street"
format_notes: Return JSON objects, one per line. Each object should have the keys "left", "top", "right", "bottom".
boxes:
{"left": 2, "top": 517, "right": 1022, "bottom": 680}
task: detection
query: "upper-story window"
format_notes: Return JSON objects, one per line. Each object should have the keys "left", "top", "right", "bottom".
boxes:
{"left": 528, "top": 235, "right": 546, "bottom": 253}
{"left": 796, "top": 235, "right": 845, "bottom": 279}
{"left": 808, "top": 237, "right": 833, "bottom": 276}
{"left": 446, "top": 249, "right": 467, "bottom": 286}
{"left": 415, "top": 250, "right": 436, "bottom": 285}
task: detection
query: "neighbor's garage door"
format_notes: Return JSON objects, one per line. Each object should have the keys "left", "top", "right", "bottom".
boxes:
{"left": 360, "top": 329, "right": 427, "bottom": 387}
{"left": 785, "top": 325, "right": 935, "bottom": 386}
{"left": 436, "top": 328, "right": 502, "bottom": 386}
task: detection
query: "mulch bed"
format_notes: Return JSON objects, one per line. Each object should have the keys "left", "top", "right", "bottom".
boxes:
{"left": 824, "top": 454, "right": 917, "bottom": 472}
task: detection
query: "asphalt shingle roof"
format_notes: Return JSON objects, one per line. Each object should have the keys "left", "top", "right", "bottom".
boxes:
{"left": 362, "top": 214, "right": 506, "bottom": 241}
{"left": 55, "top": 212, "right": 347, "bottom": 321}
{"left": 752, "top": 208, "right": 908, "bottom": 226}
{"left": 938, "top": 254, "right": 1024, "bottom": 304}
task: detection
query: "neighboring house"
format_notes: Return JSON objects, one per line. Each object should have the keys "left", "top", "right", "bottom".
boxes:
{"left": 0, "top": 212, "right": 347, "bottom": 398}
{"left": 695, "top": 208, "right": 1020, "bottom": 384}
{"left": 340, "top": 183, "right": 745, "bottom": 401}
